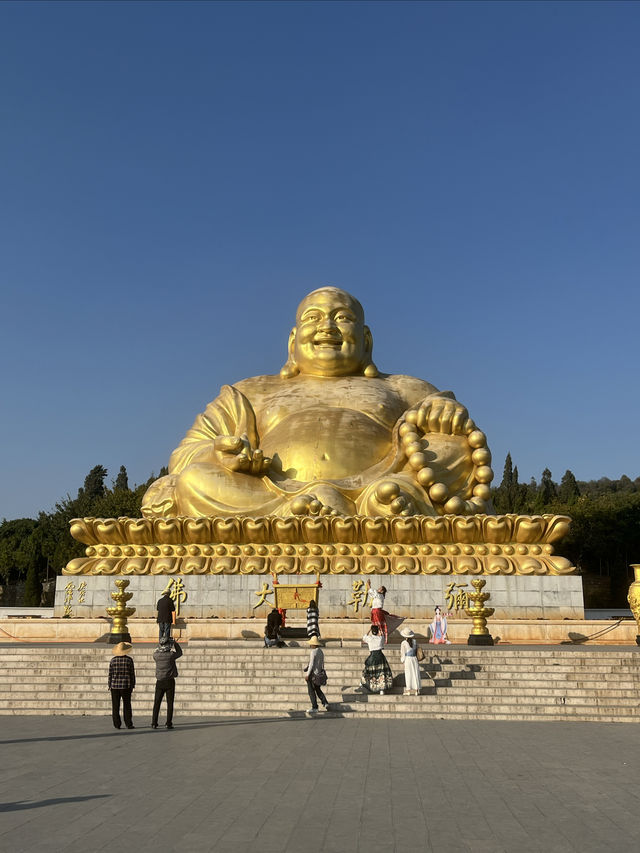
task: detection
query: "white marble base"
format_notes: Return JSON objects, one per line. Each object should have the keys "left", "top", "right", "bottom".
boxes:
{"left": 55, "top": 573, "right": 585, "bottom": 621}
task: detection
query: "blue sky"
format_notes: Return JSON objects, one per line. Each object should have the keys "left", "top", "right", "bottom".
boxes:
{"left": 1, "top": 0, "right": 639, "bottom": 520}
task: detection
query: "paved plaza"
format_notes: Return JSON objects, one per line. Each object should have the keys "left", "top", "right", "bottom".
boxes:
{"left": 2, "top": 714, "right": 640, "bottom": 853}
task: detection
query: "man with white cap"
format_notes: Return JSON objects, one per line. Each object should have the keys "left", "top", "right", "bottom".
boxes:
{"left": 108, "top": 642, "right": 136, "bottom": 729}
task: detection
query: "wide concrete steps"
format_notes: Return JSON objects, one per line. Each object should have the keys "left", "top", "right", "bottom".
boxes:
{"left": 1, "top": 644, "right": 639, "bottom": 722}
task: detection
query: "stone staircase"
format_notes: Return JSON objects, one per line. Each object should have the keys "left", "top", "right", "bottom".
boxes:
{"left": 0, "top": 642, "right": 639, "bottom": 722}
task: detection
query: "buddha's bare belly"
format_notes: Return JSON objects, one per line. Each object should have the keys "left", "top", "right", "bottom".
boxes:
{"left": 260, "top": 407, "right": 390, "bottom": 482}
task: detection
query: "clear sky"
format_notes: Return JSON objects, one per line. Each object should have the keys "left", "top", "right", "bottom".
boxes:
{"left": 1, "top": 0, "right": 639, "bottom": 521}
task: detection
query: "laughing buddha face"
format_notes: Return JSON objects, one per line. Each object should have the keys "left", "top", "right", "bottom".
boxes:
{"left": 288, "top": 287, "right": 373, "bottom": 377}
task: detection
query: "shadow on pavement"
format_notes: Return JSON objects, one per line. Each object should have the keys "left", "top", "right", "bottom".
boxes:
{"left": 0, "top": 716, "right": 311, "bottom": 745}
{"left": 0, "top": 794, "right": 110, "bottom": 812}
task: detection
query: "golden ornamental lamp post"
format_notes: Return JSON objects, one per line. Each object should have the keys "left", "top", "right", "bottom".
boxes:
{"left": 465, "top": 577, "right": 495, "bottom": 646}
{"left": 626, "top": 564, "right": 640, "bottom": 645}
{"left": 106, "top": 578, "right": 136, "bottom": 644}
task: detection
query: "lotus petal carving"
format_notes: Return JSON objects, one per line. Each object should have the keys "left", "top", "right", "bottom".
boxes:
{"left": 362, "top": 518, "right": 390, "bottom": 543}
{"left": 390, "top": 556, "right": 418, "bottom": 574}
{"left": 212, "top": 518, "right": 242, "bottom": 543}
{"left": 362, "top": 556, "right": 388, "bottom": 574}
{"left": 454, "top": 556, "right": 480, "bottom": 574}
{"left": 331, "top": 516, "right": 359, "bottom": 542}
{"left": 390, "top": 517, "right": 421, "bottom": 544}
{"left": 483, "top": 516, "right": 513, "bottom": 543}
{"left": 93, "top": 558, "right": 121, "bottom": 575}
{"left": 452, "top": 517, "right": 481, "bottom": 543}
{"left": 150, "top": 557, "right": 179, "bottom": 574}
{"left": 181, "top": 556, "right": 208, "bottom": 574}
{"left": 301, "top": 517, "right": 329, "bottom": 544}
{"left": 240, "top": 556, "right": 267, "bottom": 574}
{"left": 182, "top": 517, "right": 213, "bottom": 543}
{"left": 514, "top": 516, "right": 545, "bottom": 543}
{"left": 70, "top": 519, "right": 98, "bottom": 545}
{"left": 126, "top": 518, "right": 154, "bottom": 545}
{"left": 271, "top": 556, "right": 297, "bottom": 574}
{"left": 424, "top": 556, "right": 449, "bottom": 573}
{"left": 300, "top": 556, "right": 325, "bottom": 574}
{"left": 421, "top": 517, "right": 450, "bottom": 543}
{"left": 211, "top": 557, "right": 238, "bottom": 574}
{"left": 517, "top": 557, "right": 544, "bottom": 575}
{"left": 120, "top": 558, "right": 149, "bottom": 575}
{"left": 242, "top": 517, "right": 272, "bottom": 543}
{"left": 332, "top": 556, "right": 357, "bottom": 573}
{"left": 545, "top": 555, "right": 575, "bottom": 575}
{"left": 64, "top": 557, "right": 91, "bottom": 574}
{"left": 542, "top": 515, "right": 572, "bottom": 543}
{"left": 152, "top": 519, "right": 184, "bottom": 544}
{"left": 485, "top": 556, "right": 513, "bottom": 574}
{"left": 94, "top": 518, "right": 126, "bottom": 545}
{"left": 271, "top": 518, "right": 300, "bottom": 543}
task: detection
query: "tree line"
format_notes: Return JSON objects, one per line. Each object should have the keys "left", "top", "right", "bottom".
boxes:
{"left": 493, "top": 453, "right": 640, "bottom": 606}
{"left": 1, "top": 455, "right": 639, "bottom": 606}
{"left": 0, "top": 465, "right": 166, "bottom": 605}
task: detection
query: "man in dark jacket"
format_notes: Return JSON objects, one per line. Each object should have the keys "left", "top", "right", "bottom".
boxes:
{"left": 264, "top": 607, "right": 283, "bottom": 647}
{"left": 156, "top": 590, "right": 175, "bottom": 644}
{"left": 151, "top": 638, "right": 183, "bottom": 729}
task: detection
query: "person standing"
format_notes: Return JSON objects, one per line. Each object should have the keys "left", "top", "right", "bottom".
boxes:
{"left": 429, "top": 606, "right": 451, "bottom": 644}
{"left": 108, "top": 641, "right": 136, "bottom": 729}
{"left": 361, "top": 625, "right": 394, "bottom": 695}
{"left": 304, "top": 636, "right": 329, "bottom": 713}
{"left": 306, "top": 599, "right": 320, "bottom": 639}
{"left": 400, "top": 628, "right": 421, "bottom": 695}
{"left": 365, "top": 580, "right": 404, "bottom": 641}
{"left": 156, "top": 590, "right": 175, "bottom": 644}
{"left": 151, "top": 638, "right": 183, "bottom": 729}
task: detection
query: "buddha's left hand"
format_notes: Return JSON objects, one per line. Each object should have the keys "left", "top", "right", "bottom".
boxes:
{"left": 414, "top": 397, "right": 474, "bottom": 436}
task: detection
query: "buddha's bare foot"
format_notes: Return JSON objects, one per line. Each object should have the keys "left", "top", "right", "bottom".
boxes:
{"left": 289, "top": 494, "right": 340, "bottom": 517}
{"left": 371, "top": 481, "right": 416, "bottom": 516}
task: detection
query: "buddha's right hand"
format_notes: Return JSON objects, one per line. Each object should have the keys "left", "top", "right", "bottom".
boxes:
{"left": 213, "top": 434, "right": 271, "bottom": 475}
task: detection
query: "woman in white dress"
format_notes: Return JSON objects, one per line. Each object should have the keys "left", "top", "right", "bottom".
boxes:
{"left": 400, "top": 628, "right": 421, "bottom": 695}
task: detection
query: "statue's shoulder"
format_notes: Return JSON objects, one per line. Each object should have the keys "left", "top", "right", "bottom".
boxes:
{"left": 384, "top": 373, "right": 441, "bottom": 404}
{"left": 233, "top": 374, "right": 281, "bottom": 396}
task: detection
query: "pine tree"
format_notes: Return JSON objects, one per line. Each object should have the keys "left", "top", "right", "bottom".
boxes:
{"left": 558, "top": 470, "right": 580, "bottom": 504}
{"left": 79, "top": 465, "right": 108, "bottom": 502}
{"left": 538, "top": 468, "right": 557, "bottom": 508}
{"left": 23, "top": 562, "right": 42, "bottom": 606}
{"left": 114, "top": 465, "right": 129, "bottom": 491}
{"left": 493, "top": 453, "right": 514, "bottom": 512}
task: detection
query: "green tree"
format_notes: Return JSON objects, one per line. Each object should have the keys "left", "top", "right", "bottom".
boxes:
{"left": 23, "top": 561, "right": 42, "bottom": 606}
{"left": 114, "top": 465, "right": 129, "bottom": 491}
{"left": 492, "top": 453, "right": 528, "bottom": 513}
{"left": 79, "top": 465, "right": 108, "bottom": 504}
{"left": 536, "top": 468, "right": 557, "bottom": 509}
{"left": 0, "top": 518, "right": 39, "bottom": 584}
{"left": 558, "top": 470, "right": 580, "bottom": 504}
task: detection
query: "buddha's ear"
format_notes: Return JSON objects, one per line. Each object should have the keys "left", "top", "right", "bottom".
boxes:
{"left": 362, "top": 326, "right": 379, "bottom": 378}
{"left": 280, "top": 327, "right": 300, "bottom": 378}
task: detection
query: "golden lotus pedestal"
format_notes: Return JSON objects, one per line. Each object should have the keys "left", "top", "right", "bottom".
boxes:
{"left": 64, "top": 513, "right": 575, "bottom": 578}
{"left": 55, "top": 512, "right": 583, "bottom": 629}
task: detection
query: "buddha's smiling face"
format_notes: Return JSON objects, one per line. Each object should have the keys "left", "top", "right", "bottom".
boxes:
{"left": 292, "top": 288, "right": 368, "bottom": 377}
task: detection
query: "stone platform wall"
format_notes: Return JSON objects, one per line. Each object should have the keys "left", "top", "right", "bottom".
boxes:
{"left": 55, "top": 573, "right": 584, "bottom": 621}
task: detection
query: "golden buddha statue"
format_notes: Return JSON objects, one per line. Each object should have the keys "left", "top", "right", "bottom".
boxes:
{"left": 142, "top": 287, "right": 494, "bottom": 519}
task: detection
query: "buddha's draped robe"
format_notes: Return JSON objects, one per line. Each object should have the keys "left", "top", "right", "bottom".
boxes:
{"left": 142, "top": 373, "right": 475, "bottom": 518}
